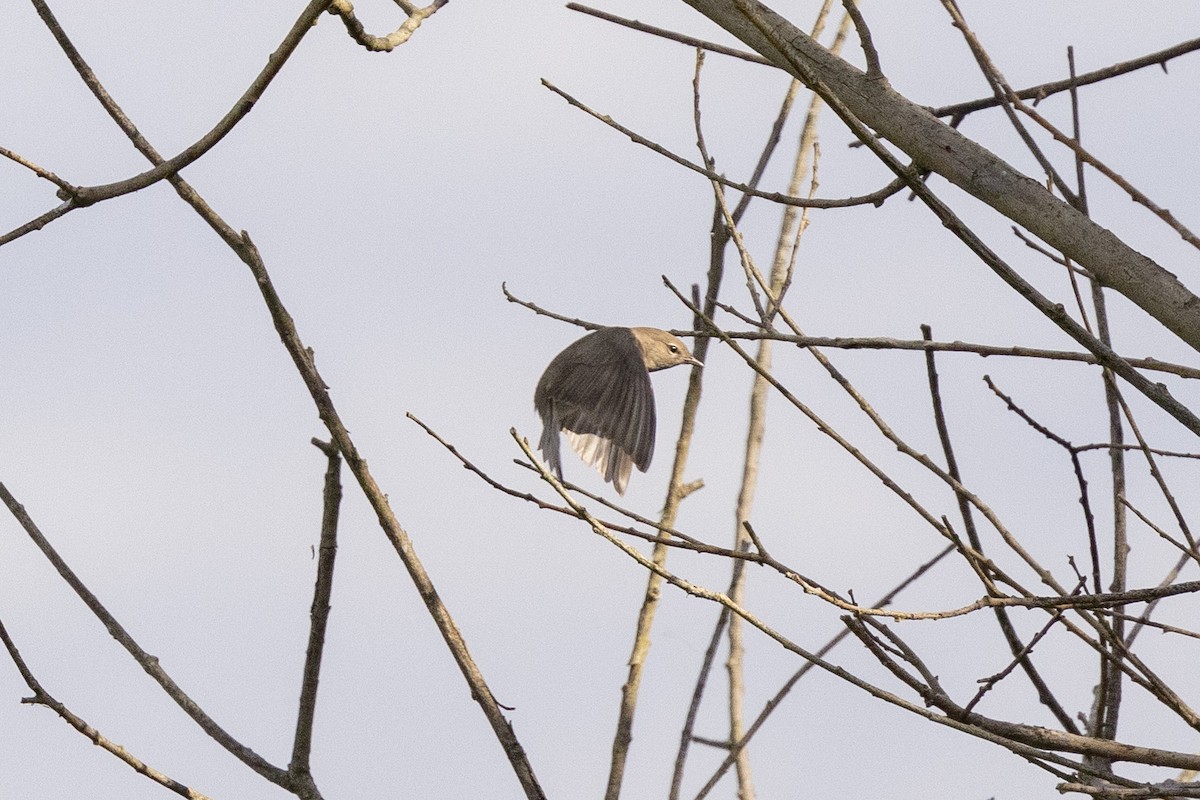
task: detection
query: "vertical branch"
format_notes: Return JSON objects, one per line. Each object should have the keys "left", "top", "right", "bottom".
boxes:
{"left": 669, "top": 68, "right": 813, "bottom": 799}
{"left": 603, "top": 286, "right": 710, "bottom": 800}
{"left": 607, "top": 7, "right": 841, "bottom": 794}
{"left": 723, "top": 26, "right": 832, "bottom": 800}
{"left": 289, "top": 440, "right": 345, "bottom": 794}
{"left": 1067, "top": 46, "right": 1127, "bottom": 756}
{"left": 710, "top": 9, "right": 846, "bottom": 799}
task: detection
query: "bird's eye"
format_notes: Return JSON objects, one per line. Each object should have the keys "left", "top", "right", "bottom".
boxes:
{"left": 669, "top": 344, "right": 679, "bottom": 353}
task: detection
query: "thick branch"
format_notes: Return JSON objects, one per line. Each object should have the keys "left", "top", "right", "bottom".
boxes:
{"left": 678, "top": 0, "right": 1200, "bottom": 355}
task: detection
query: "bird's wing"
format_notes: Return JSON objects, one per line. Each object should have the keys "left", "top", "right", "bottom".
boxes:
{"left": 547, "top": 329, "right": 657, "bottom": 482}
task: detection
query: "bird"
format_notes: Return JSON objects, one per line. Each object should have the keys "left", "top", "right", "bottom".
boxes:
{"left": 534, "top": 326, "right": 702, "bottom": 495}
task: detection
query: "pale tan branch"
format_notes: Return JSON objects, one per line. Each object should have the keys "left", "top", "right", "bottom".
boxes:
{"left": 327, "top": 0, "right": 448, "bottom": 51}
{"left": 0, "top": 146, "right": 73, "bottom": 191}
{"left": 514, "top": 431, "right": 1200, "bottom": 774}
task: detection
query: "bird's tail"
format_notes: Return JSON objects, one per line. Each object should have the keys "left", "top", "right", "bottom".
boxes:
{"left": 538, "top": 411, "right": 564, "bottom": 480}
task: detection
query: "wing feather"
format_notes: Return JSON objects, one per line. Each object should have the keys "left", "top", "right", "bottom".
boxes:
{"left": 533, "top": 328, "right": 656, "bottom": 494}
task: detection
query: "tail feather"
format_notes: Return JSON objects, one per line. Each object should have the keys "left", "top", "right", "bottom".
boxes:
{"left": 538, "top": 409, "right": 564, "bottom": 479}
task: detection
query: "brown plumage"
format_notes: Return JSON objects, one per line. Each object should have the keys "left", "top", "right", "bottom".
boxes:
{"left": 534, "top": 327, "right": 702, "bottom": 494}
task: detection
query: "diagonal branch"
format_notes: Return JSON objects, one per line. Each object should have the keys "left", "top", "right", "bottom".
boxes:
{"left": 0, "top": 614, "right": 216, "bottom": 800}
{"left": 0, "top": 482, "right": 290, "bottom": 787}
{"left": 932, "top": 37, "right": 1200, "bottom": 118}
{"left": 25, "top": 6, "right": 546, "bottom": 797}
{"left": 678, "top": 0, "right": 1200, "bottom": 357}
{"left": 17, "top": 0, "right": 334, "bottom": 217}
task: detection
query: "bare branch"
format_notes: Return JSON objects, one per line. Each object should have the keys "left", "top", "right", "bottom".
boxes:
{"left": 680, "top": 0, "right": 1200, "bottom": 355}
{"left": 567, "top": 3, "right": 771, "bottom": 65}
{"left": 288, "top": 440, "right": 345, "bottom": 790}
{"left": 0, "top": 615, "right": 216, "bottom": 800}
{"left": 0, "top": 482, "right": 290, "bottom": 786}
{"left": 327, "top": 0, "right": 448, "bottom": 51}
{"left": 932, "top": 37, "right": 1200, "bottom": 119}
{"left": 9, "top": 0, "right": 334, "bottom": 232}
{"left": 540, "top": 78, "right": 905, "bottom": 210}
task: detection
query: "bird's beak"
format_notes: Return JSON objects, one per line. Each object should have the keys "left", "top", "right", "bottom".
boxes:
{"left": 688, "top": 357, "right": 704, "bottom": 368}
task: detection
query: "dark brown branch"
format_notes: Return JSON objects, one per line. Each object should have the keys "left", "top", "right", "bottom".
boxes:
{"left": 932, "top": 37, "right": 1200, "bottom": 118}
{"left": 922, "top": 324, "right": 1078, "bottom": 733}
{"left": 289, "top": 440, "right": 344, "bottom": 792}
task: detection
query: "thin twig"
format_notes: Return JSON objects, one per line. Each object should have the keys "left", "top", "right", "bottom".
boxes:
{"left": 566, "top": 3, "right": 771, "bottom": 65}
{"left": 540, "top": 78, "right": 905, "bottom": 210}
{"left": 0, "top": 482, "right": 290, "bottom": 786}
{"left": 964, "top": 603, "right": 1073, "bottom": 715}
{"left": 840, "top": 0, "right": 879, "bottom": 78}
{"left": 0, "top": 146, "right": 74, "bottom": 191}
{"left": 931, "top": 37, "right": 1200, "bottom": 118}
{"left": 0, "top": 615, "right": 216, "bottom": 800}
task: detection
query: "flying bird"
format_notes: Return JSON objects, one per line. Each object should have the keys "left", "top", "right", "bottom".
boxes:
{"left": 534, "top": 326, "right": 702, "bottom": 494}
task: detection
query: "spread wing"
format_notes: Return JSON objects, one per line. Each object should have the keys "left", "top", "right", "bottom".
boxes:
{"left": 534, "top": 328, "right": 656, "bottom": 494}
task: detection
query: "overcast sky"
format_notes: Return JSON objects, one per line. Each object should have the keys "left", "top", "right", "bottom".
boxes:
{"left": 3, "top": 2, "right": 1200, "bottom": 798}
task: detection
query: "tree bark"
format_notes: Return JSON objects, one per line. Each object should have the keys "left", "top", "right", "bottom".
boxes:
{"left": 680, "top": 0, "right": 1200, "bottom": 353}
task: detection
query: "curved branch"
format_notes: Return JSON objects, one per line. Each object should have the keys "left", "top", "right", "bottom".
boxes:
{"left": 514, "top": 432, "right": 1200, "bottom": 775}
{"left": 328, "top": 0, "right": 448, "bottom": 51}
{"left": 6, "top": 0, "right": 336, "bottom": 246}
